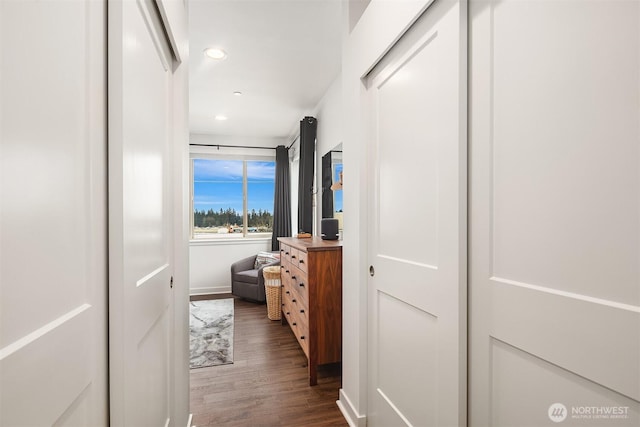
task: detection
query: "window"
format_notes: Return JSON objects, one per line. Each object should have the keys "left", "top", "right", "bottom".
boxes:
{"left": 192, "top": 158, "right": 275, "bottom": 239}
{"left": 333, "top": 162, "right": 343, "bottom": 214}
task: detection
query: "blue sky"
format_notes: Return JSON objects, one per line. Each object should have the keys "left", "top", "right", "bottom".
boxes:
{"left": 193, "top": 159, "right": 275, "bottom": 213}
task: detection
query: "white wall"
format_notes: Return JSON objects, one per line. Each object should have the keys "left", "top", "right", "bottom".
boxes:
{"left": 314, "top": 75, "right": 343, "bottom": 235}
{"left": 189, "top": 239, "right": 271, "bottom": 295}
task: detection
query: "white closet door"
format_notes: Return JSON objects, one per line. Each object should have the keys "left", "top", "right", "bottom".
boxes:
{"left": 109, "top": 0, "right": 175, "bottom": 425}
{"left": 469, "top": 0, "right": 640, "bottom": 425}
{"left": 366, "top": 0, "right": 467, "bottom": 425}
{"left": 0, "top": 1, "right": 108, "bottom": 426}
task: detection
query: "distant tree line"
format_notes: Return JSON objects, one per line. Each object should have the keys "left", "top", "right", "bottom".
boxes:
{"left": 193, "top": 207, "right": 273, "bottom": 229}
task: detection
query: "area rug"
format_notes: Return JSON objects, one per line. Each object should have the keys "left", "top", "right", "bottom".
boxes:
{"left": 189, "top": 299, "right": 234, "bottom": 368}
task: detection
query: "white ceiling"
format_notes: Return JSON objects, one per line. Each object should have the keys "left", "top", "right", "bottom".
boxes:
{"left": 189, "top": 0, "right": 343, "bottom": 142}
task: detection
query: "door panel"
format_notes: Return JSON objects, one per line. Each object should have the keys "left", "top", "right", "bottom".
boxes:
{"left": 0, "top": 1, "right": 107, "bottom": 426}
{"left": 377, "top": 293, "right": 438, "bottom": 427}
{"left": 469, "top": 0, "right": 640, "bottom": 425}
{"left": 109, "top": 0, "right": 173, "bottom": 425}
{"left": 367, "top": 0, "right": 467, "bottom": 425}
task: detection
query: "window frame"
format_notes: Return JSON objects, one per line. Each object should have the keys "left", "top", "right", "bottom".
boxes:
{"left": 190, "top": 152, "right": 276, "bottom": 241}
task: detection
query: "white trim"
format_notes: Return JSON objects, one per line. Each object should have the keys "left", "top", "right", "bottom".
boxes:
{"left": 0, "top": 304, "right": 91, "bottom": 360}
{"left": 490, "top": 276, "right": 640, "bottom": 314}
{"left": 136, "top": 0, "right": 171, "bottom": 72}
{"left": 189, "top": 237, "right": 272, "bottom": 246}
{"left": 337, "top": 389, "right": 367, "bottom": 427}
{"left": 186, "top": 413, "right": 193, "bottom": 427}
{"left": 136, "top": 263, "right": 170, "bottom": 287}
{"left": 155, "top": 0, "right": 187, "bottom": 63}
{"left": 377, "top": 388, "right": 414, "bottom": 427}
{"left": 190, "top": 286, "right": 231, "bottom": 296}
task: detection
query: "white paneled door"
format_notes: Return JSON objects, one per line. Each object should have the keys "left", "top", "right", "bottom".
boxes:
{"left": 468, "top": 0, "right": 640, "bottom": 425}
{"left": 109, "top": 0, "right": 175, "bottom": 425}
{"left": 1, "top": 1, "right": 108, "bottom": 426}
{"left": 366, "top": 0, "right": 467, "bottom": 426}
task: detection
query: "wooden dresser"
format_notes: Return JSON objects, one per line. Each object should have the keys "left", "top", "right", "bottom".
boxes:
{"left": 278, "top": 237, "right": 342, "bottom": 386}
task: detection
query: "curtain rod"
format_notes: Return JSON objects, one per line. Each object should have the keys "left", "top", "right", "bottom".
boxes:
{"left": 189, "top": 143, "right": 276, "bottom": 150}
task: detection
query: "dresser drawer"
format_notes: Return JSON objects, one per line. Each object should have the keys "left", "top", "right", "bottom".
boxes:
{"left": 297, "top": 249, "right": 308, "bottom": 273}
{"left": 290, "top": 316, "right": 309, "bottom": 357}
{"left": 280, "top": 244, "right": 292, "bottom": 263}
{"left": 282, "top": 285, "right": 294, "bottom": 303}
{"left": 289, "top": 290, "right": 308, "bottom": 324}
{"left": 282, "top": 295, "right": 293, "bottom": 320}
{"left": 289, "top": 248, "right": 300, "bottom": 265}
{"left": 289, "top": 265, "right": 308, "bottom": 305}
{"left": 280, "top": 263, "right": 292, "bottom": 287}
{"left": 283, "top": 297, "right": 308, "bottom": 342}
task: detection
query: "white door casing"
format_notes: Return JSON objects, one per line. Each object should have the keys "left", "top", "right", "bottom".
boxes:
{"left": 366, "top": 0, "right": 467, "bottom": 426}
{"left": 0, "top": 0, "right": 108, "bottom": 425}
{"left": 468, "top": 0, "right": 640, "bottom": 425}
{"left": 109, "top": 0, "right": 175, "bottom": 425}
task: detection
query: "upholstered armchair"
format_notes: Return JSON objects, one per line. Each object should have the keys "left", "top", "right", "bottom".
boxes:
{"left": 230, "top": 254, "right": 280, "bottom": 302}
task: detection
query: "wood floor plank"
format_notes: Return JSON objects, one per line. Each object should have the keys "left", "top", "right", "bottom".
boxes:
{"left": 190, "top": 295, "right": 347, "bottom": 427}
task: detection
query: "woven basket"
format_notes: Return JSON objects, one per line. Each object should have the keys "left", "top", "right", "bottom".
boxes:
{"left": 263, "top": 266, "right": 282, "bottom": 320}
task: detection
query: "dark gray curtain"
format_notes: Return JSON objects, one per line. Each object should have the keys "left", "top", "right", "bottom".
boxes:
{"left": 298, "top": 116, "right": 317, "bottom": 234}
{"left": 321, "top": 151, "right": 333, "bottom": 218}
{"left": 272, "top": 145, "right": 292, "bottom": 250}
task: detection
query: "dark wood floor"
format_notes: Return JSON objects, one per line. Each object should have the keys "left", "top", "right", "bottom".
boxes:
{"left": 190, "top": 295, "right": 348, "bottom": 427}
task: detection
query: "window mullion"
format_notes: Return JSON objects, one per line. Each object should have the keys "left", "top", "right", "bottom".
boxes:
{"left": 243, "top": 160, "right": 248, "bottom": 237}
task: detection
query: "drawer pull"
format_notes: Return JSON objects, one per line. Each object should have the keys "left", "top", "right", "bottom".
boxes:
{"left": 300, "top": 309, "right": 305, "bottom": 314}
{"left": 285, "top": 251, "right": 289, "bottom": 255}
{"left": 291, "top": 276, "right": 296, "bottom": 280}
{"left": 299, "top": 259, "right": 305, "bottom": 264}
{"left": 292, "top": 255, "right": 296, "bottom": 259}
{"left": 298, "top": 283, "right": 305, "bottom": 288}
{"left": 292, "top": 299, "right": 297, "bottom": 303}
{"left": 286, "top": 311, "right": 290, "bottom": 315}
{"left": 292, "top": 322, "right": 297, "bottom": 326}
{"left": 300, "top": 336, "right": 305, "bottom": 340}
{"left": 286, "top": 291, "right": 290, "bottom": 295}
{"left": 285, "top": 270, "right": 289, "bottom": 274}
{"left": 280, "top": 265, "right": 284, "bottom": 269}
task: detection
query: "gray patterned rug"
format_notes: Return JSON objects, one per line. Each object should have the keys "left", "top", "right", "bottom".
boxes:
{"left": 189, "top": 299, "right": 234, "bottom": 369}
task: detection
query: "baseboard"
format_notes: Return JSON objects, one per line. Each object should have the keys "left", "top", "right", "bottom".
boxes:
{"left": 190, "top": 286, "right": 230, "bottom": 296}
{"left": 337, "top": 389, "right": 366, "bottom": 427}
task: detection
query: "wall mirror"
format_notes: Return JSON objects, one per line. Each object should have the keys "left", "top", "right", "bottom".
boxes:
{"left": 321, "top": 143, "right": 343, "bottom": 230}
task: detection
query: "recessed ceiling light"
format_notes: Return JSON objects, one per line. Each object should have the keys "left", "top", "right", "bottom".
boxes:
{"left": 233, "top": 91, "right": 243, "bottom": 96}
{"left": 215, "top": 115, "right": 228, "bottom": 121}
{"left": 204, "top": 48, "right": 227, "bottom": 60}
